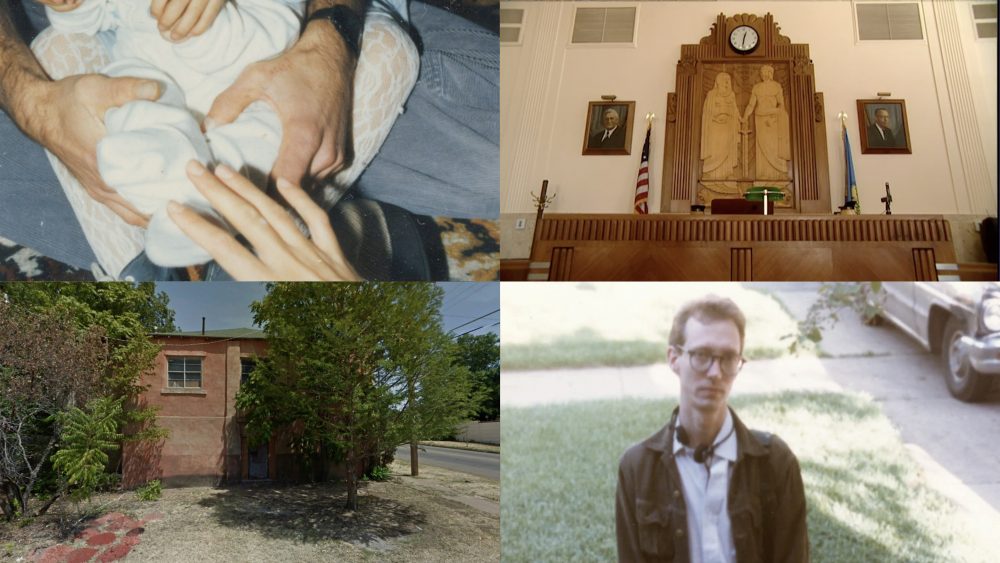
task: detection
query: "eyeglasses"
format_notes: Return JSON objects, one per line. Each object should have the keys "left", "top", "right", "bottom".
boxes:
{"left": 676, "top": 347, "right": 745, "bottom": 376}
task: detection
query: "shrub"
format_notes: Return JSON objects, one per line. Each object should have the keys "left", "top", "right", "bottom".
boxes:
{"left": 366, "top": 465, "right": 391, "bottom": 482}
{"left": 51, "top": 397, "right": 123, "bottom": 503}
{"left": 135, "top": 480, "right": 162, "bottom": 501}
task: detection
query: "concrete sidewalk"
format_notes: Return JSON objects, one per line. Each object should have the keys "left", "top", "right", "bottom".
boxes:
{"left": 501, "top": 283, "right": 1000, "bottom": 531}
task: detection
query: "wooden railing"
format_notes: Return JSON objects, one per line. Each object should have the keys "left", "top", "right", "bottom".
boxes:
{"left": 527, "top": 214, "right": 956, "bottom": 281}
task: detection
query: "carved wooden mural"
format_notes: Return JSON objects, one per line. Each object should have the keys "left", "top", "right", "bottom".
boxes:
{"left": 662, "top": 13, "right": 832, "bottom": 214}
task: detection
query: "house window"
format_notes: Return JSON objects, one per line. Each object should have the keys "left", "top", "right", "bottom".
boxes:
{"left": 240, "top": 358, "right": 256, "bottom": 385}
{"left": 856, "top": 2, "right": 924, "bottom": 40}
{"left": 167, "top": 357, "right": 202, "bottom": 388}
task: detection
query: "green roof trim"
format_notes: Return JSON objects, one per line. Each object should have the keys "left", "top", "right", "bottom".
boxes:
{"left": 153, "top": 328, "right": 266, "bottom": 340}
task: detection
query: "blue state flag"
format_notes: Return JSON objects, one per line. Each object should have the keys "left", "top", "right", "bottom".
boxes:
{"left": 843, "top": 124, "right": 861, "bottom": 213}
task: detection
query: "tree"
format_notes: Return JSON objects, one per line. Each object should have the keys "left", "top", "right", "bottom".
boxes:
{"left": 0, "top": 301, "right": 107, "bottom": 520}
{"left": 787, "top": 282, "right": 884, "bottom": 352}
{"left": 51, "top": 397, "right": 123, "bottom": 503}
{"left": 237, "top": 283, "right": 473, "bottom": 510}
{"left": 0, "top": 283, "right": 173, "bottom": 477}
{"left": 455, "top": 333, "right": 500, "bottom": 422}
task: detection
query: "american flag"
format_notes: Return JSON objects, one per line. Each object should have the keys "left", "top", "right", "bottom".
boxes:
{"left": 633, "top": 125, "right": 650, "bottom": 214}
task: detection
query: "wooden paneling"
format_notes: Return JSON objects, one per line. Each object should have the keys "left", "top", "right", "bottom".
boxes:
{"left": 528, "top": 214, "right": 956, "bottom": 281}
{"left": 500, "top": 259, "right": 529, "bottom": 281}
{"left": 731, "top": 248, "right": 753, "bottom": 281}
{"left": 912, "top": 249, "right": 939, "bottom": 281}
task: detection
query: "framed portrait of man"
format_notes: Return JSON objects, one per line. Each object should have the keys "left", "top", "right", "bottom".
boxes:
{"left": 582, "top": 101, "right": 635, "bottom": 155}
{"left": 857, "top": 99, "right": 912, "bottom": 154}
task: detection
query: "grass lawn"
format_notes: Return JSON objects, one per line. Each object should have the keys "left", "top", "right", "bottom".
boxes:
{"left": 500, "top": 391, "right": 990, "bottom": 563}
{"left": 500, "top": 283, "right": 799, "bottom": 371}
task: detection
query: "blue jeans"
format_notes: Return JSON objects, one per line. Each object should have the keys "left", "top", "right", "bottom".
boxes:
{"left": 354, "top": 1, "right": 499, "bottom": 219}
{"left": 0, "top": 1, "right": 497, "bottom": 271}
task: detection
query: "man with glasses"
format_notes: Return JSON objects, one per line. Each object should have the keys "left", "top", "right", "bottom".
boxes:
{"left": 616, "top": 295, "right": 809, "bottom": 563}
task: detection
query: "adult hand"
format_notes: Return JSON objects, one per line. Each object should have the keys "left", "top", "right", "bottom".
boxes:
{"left": 204, "top": 22, "right": 356, "bottom": 188}
{"left": 24, "top": 74, "right": 162, "bottom": 226}
{"left": 150, "top": 0, "right": 227, "bottom": 42}
{"left": 167, "top": 160, "right": 361, "bottom": 281}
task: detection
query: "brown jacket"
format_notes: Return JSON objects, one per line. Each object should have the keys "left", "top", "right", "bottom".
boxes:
{"left": 615, "top": 409, "right": 809, "bottom": 563}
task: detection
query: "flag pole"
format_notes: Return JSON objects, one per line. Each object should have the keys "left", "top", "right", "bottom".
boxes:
{"left": 839, "top": 112, "right": 861, "bottom": 214}
{"left": 633, "top": 113, "right": 654, "bottom": 214}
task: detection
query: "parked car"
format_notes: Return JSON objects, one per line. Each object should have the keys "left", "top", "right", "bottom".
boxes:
{"left": 876, "top": 282, "right": 1000, "bottom": 402}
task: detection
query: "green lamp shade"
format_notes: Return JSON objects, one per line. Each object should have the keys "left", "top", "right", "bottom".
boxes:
{"left": 744, "top": 186, "right": 785, "bottom": 202}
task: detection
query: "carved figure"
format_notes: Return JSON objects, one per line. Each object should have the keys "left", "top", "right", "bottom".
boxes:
{"left": 700, "top": 72, "right": 741, "bottom": 180}
{"left": 741, "top": 65, "right": 791, "bottom": 180}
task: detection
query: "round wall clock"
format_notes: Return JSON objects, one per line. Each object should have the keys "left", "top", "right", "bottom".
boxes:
{"left": 729, "top": 25, "right": 759, "bottom": 54}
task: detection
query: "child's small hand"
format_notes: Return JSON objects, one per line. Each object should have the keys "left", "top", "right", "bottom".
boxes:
{"left": 35, "top": 0, "right": 84, "bottom": 12}
{"left": 150, "top": 0, "right": 227, "bottom": 42}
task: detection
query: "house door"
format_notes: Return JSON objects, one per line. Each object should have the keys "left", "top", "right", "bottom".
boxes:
{"left": 248, "top": 441, "right": 268, "bottom": 480}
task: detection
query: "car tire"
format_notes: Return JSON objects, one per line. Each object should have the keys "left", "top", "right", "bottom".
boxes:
{"left": 940, "top": 316, "right": 991, "bottom": 402}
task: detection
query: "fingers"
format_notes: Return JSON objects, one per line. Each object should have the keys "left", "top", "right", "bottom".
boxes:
{"left": 180, "top": 163, "right": 328, "bottom": 280}
{"left": 165, "top": 0, "right": 225, "bottom": 41}
{"left": 204, "top": 166, "right": 338, "bottom": 273}
{"left": 156, "top": 0, "right": 191, "bottom": 34}
{"left": 184, "top": 162, "right": 277, "bottom": 250}
{"left": 169, "top": 0, "right": 208, "bottom": 40}
{"left": 204, "top": 74, "right": 259, "bottom": 129}
{"left": 93, "top": 77, "right": 161, "bottom": 118}
{"left": 191, "top": 0, "right": 226, "bottom": 37}
{"left": 150, "top": 0, "right": 169, "bottom": 19}
{"left": 43, "top": 0, "right": 82, "bottom": 12}
{"left": 271, "top": 121, "right": 321, "bottom": 187}
{"left": 167, "top": 201, "right": 273, "bottom": 280}
{"left": 309, "top": 131, "right": 342, "bottom": 179}
{"left": 211, "top": 165, "right": 307, "bottom": 247}
{"left": 275, "top": 179, "right": 332, "bottom": 249}
{"left": 276, "top": 179, "right": 358, "bottom": 280}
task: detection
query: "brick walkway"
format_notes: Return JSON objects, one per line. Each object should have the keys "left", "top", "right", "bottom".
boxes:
{"left": 30, "top": 511, "right": 163, "bottom": 563}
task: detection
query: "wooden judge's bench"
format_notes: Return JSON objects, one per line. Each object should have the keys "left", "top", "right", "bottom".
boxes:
{"left": 522, "top": 214, "right": 957, "bottom": 281}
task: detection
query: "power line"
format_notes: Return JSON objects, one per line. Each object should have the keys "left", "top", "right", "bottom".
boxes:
{"left": 452, "top": 321, "right": 500, "bottom": 339}
{"left": 447, "top": 309, "right": 499, "bottom": 334}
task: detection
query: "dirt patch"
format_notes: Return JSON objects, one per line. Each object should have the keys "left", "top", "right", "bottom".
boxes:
{"left": 1, "top": 464, "right": 498, "bottom": 562}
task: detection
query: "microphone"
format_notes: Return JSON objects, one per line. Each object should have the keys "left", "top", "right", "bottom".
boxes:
{"left": 676, "top": 422, "right": 735, "bottom": 465}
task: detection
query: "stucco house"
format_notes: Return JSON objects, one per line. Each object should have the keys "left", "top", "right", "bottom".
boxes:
{"left": 123, "top": 328, "right": 272, "bottom": 487}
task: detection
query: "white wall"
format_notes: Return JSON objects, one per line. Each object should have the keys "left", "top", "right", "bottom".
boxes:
{"left": 501, "top": 0, "right": 997, "bottom": 217}
{"left": 455, "top": 421, "right": 501, "bottom": 445}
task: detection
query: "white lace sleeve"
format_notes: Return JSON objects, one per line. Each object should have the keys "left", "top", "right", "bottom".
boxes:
{"left": 323, "top": 11, "right": 419, "bottom": 206}
{"left": 30, "top": 26, "right": 144, "bottom": 279}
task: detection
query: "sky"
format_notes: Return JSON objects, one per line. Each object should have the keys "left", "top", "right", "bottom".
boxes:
{"left": 156, "top": 282, "right": 499, "bottom": 336}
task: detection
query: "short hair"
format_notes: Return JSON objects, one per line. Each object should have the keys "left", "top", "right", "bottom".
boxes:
{"left": 760, "top": 64, "right": 774, "bottom": 74}
{"left": 603, "top": 108, "right": 620, "bottom": 119}
{"left": 875, "top": 108, "right": 890, "bottom": 117}
{"left": 668, "top": 295, "right": 746, "bottom": 351}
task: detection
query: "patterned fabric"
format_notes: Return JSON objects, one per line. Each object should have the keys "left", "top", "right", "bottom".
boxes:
{"left": 0, "top": 236, "right": 94, "bottom": 281}
{"left": 436, "top": 218, "right": 499, "bottom": 281}
{"left": 0, "top": 219, "right": 497, "bottom": 281}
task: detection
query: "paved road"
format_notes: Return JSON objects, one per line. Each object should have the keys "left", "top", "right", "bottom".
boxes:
{"left": 395, "top": 445, "right": 500, "bottom": 481}
{"left": 765, "top": 283, "right": 1000, "bottom": 513}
